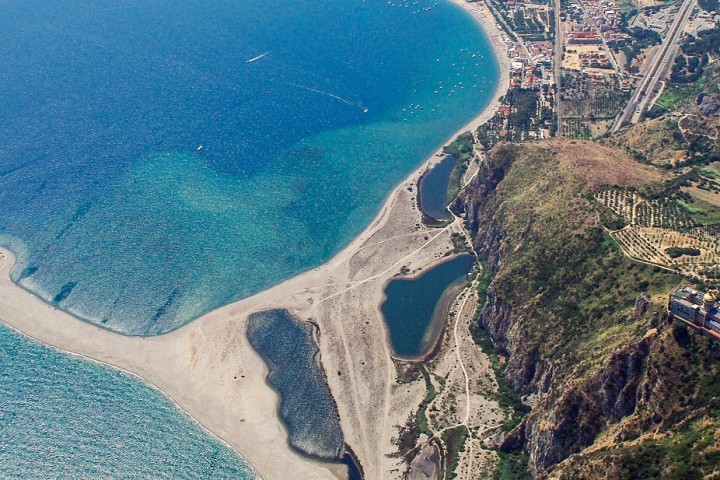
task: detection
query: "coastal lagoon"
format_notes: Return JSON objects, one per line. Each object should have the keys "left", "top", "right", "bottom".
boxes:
{"left": 381, "top": 254, "right": 475, "bottom": 357}
{"left": 0, "top": 324, "right": 257, "bottom": 479}
{"left": 0, "top": 0, "right": 499, "bottom": 335}
{"left": 419, "top": 155, "right": 458, "bottom": 222}
{"left": 246, "top": 310, "right": 345, "bottom": 461}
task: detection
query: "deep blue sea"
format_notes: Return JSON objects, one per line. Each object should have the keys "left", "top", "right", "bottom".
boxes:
{"left": 0, "top": 0, "right": 499, "bottom": 335}
{"left": 0, "top": 324, "right": 257, "bottom": 478}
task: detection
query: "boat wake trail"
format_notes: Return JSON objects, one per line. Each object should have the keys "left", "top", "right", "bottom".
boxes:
{"left": 246, "top": 51, "right": 271, "bottom": 63}
{"left": 288, "top": 82, "right": 368, "bottom": 112}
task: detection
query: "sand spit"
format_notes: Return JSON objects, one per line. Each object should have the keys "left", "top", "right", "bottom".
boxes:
{"left": 0, "top": 163, "right": 458, "bottom": 479}
{"left": 0, "top": 3, "right": 512, "bottom": 479}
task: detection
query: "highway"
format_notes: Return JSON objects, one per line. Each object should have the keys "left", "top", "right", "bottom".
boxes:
{"left": 611, "top": 0, "right": 696, "bottom": 132}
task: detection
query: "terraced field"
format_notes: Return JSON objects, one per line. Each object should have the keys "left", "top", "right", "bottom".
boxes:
{"left": 596, "top": 187, "right": 720, "bottom": 280}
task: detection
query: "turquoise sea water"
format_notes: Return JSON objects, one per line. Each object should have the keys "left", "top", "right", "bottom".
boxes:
{"left": 0, "top": 0, "right": 499, "bottom": 335}
{"left": 0, "top": 323, "right": 257, "bottom": 478}
{"left": 381, "top": 254, "right": 475, "bottom": 357}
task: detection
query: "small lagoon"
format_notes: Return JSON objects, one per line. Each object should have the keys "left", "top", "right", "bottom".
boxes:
{"left": 246, "top": 310, "right": 346, "bottom": 461}
{"left": 419, "top": 155, "right": 458, "bottom": 222}
{"left": 381, "top": 254, "right": 475, "bottom": 358}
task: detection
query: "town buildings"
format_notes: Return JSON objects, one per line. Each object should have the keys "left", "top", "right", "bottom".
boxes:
{"left": 668, "top": 287, "right": 720, "bottom": 339}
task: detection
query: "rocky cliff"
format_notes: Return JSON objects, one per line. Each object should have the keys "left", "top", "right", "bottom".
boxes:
{"left": 455, "top": 140, "right": 720, "bottom": 478}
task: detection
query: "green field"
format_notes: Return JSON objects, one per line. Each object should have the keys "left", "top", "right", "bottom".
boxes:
{"left": 656, "top": 64, "right": 720, "bottom": 110}
{"left": 678, "top": 197, "right": 720, "bottom": 225}
{"left": 700, "top": 164, "right": 720, "bottom": 179}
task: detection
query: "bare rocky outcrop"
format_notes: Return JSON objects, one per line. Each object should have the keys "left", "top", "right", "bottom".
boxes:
{"left": 693, "top": 92, "right": 720, "bottom": 117}
{"left": 406, "top": 443, "right": 440, "bottom": 480}
{"left": 519, "top": 334, "right": 653, "bottom": 474}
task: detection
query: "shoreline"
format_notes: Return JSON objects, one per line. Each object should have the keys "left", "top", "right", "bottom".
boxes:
{"left": 416, "top": 0, "right": 510, "bottom": 176}
{"left": 0, "top": 2, "right": 512, "bottom": 479}
{"left": 0, "top": 316, "right": 263, "bottom": 479}
{"left": 0, "top": 248, "right": 344, "bottom": 480}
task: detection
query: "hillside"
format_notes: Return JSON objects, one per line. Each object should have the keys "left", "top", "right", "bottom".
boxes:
{"left": 598, "top": 72, "right": 720, "bottom": 281}
{"left": 454, "top": 140, "right": 720, "bottom": 478}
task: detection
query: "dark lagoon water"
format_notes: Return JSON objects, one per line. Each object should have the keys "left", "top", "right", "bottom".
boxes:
{"left": 246, "top": 310, "right": 345, "bottom": 461}
{"left": 419, "top": 155, "right": 458, "bottom": 222}
{"left": 0, "top": 323, "right": 257, "bottom": 478}
{"left": 381, "top": 254, "right": 475, "bottom": 357}
{"left": 0, "top": 0, "right": 499, "bottom": 335}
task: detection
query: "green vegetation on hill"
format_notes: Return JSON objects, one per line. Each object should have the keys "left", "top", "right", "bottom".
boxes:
{"left": 656, "top": 40, "right": 720, "bottom": 113}
{"left": 608, "top": 126, "right": 720, "bottom": 226}
{"left": 443, "top": 131, "right": 474, "bottom": 201}
{"left": 678, "top": 198, "right": 720, "bottom": 225}
{"left": 665, "top": 246, "right": 701, "bottom": 258}
{"left": 605, "top": 58, "right": 720, "bottom": 230}
{"left": 460, "top": 141, "right": 720, "bottom": 477}
{"left": 548, "top": 322, "right": 720, "bottom": 479}
{"left": 477, "top": 145, "right": 680, "bottom": 372}
{"left": 668, "top": 27, "right": 720, "bottom": 84}
{"left": 698, "top": 0, "right": 719, "bottom": 11}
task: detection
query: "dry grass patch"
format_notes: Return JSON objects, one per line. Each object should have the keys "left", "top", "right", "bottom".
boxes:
{"left": 542, "top": 139, "right": 663, "bottom": 190}
{"left": 604, "top": 118, "right": 687, "bottom": 166}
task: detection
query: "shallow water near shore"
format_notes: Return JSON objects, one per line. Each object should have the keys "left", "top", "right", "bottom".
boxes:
{"left": 381, "top": 254, "right": 475, "bottom": 357}
{"left": 0, "top": 323, "right": 257, "bottom": 478}
{"left": 0, "top": 0, "right": 499, "bottom": 335}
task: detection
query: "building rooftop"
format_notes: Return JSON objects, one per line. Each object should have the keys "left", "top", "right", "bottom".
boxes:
{"left": 670, "top": 286, "right": 720, "bottom": 323}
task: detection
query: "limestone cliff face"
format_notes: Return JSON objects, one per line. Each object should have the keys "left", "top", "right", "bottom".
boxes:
{"left": 454, "top": 144, "right": 554, "bottom": 399}
{"left": 455, "top": 141, "right": 720, "bottom": 478}
{"left": 513, "top": 330, "right": 654, "bottom": 474}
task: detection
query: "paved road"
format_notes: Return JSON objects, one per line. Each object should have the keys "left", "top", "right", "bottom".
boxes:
{"left": 554, "top": 0, "right": 563, "bottom": 136}
{"left": 484, "top": 0, "right": 516, "bottom": 42}
{"left": 611, "top": 0, "right": 696, "bottom": 131}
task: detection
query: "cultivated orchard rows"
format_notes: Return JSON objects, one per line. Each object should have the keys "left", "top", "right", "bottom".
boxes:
{"left": 595, "top": 187, "right": 698, "bottom": 229}
{"left": 596, "top": 187, "right": 720, "bottom": 280}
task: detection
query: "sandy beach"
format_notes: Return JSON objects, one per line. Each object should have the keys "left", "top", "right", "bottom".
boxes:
{"left": 0, "top": 2, "right": 512, "bottom": 479}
